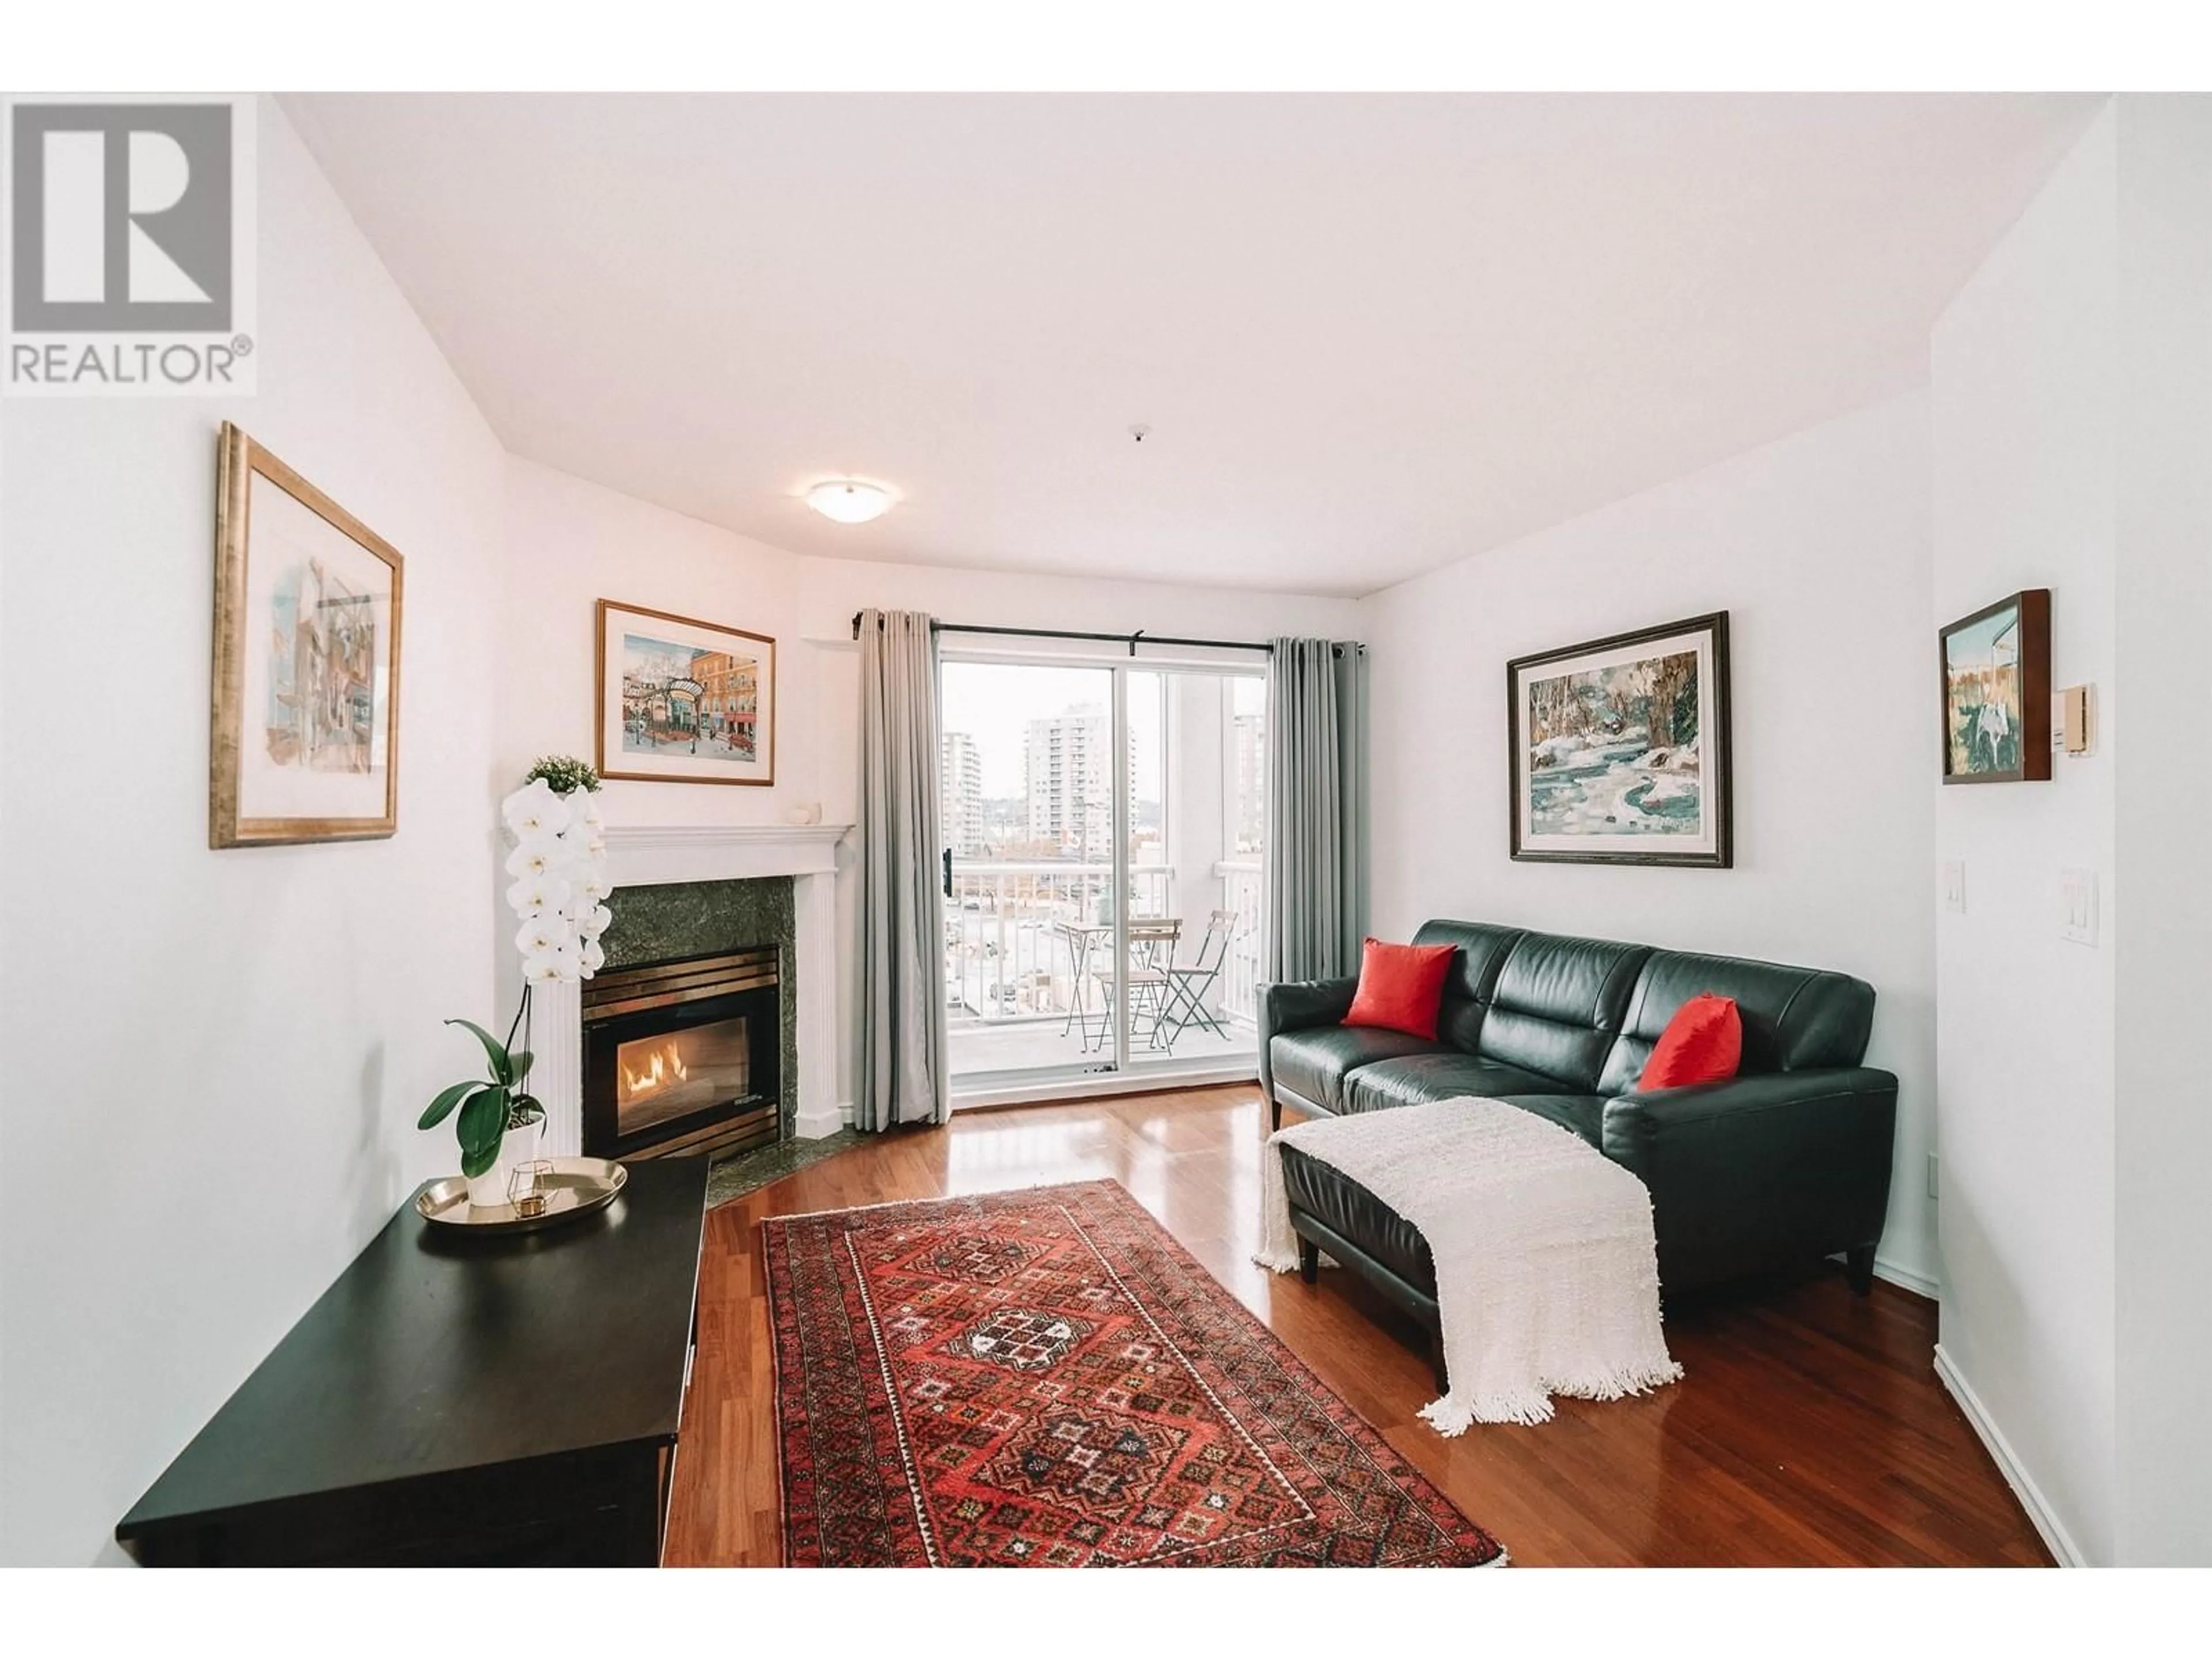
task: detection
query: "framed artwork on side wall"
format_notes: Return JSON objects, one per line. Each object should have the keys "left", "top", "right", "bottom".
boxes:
{"left": 596, "top": 599, "right": 777, "bottom": 787}
{"left": 1940, "top": 589, "right": 2051, "bottom": 784}
{"left": 1506, "top": 612, "right": 1733, "bottom": 868}
{"left": 209, "top": 423, "right": 404, "bottom": 847}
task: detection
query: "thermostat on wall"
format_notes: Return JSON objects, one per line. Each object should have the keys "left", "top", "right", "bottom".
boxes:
{"left": 2051, "top": 685, "right": 2096, "bottom": 756}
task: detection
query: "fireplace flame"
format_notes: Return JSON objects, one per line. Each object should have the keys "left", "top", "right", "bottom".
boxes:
{"left": 621, "top": 1038, "right": 690, "bottom": 1101}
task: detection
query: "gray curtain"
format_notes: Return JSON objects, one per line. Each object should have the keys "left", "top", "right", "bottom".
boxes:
{"left": 1265, "top": 638, "right": 1369, "bottom": 983}
{"left": 857, "top": 609, "right": 949, "bottom": 1130}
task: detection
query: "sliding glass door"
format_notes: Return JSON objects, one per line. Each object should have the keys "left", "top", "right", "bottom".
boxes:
{"left": 940, "top": 654, "right": 1266, "bottom": 1091}
{"left": 938, "top": 658, "right": 1120, "bottom": 1080}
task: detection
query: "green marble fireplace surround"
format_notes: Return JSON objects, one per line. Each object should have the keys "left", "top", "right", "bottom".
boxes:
{"left": 601, "top": 876, "right": 800, "bottom": 1138}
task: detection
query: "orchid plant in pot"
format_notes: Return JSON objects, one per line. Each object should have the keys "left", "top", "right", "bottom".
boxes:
{"left": 421, "top": 756, "right": 612, "bottom": 1207}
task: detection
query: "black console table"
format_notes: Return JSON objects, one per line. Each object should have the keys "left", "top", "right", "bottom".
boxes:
{"left": 117, "top": 1157, "right": 707, "bottom": 1566}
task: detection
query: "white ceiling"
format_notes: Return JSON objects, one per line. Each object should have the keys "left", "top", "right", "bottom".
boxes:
{"left": 286, "top": 93, "right": 2099, "bottom": 599}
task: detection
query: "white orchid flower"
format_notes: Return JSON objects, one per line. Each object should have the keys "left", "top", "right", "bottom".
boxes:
{"left": 501, "top": 779, "right": 570, "bottom": 840}
{"left": 504, "top": 840, "right": 561, "bottom": 880}
{"left": 502, "top": 771, "right": 609, "bottom": 974}
{"left": 521, "top": 952, "right": 565, "bottom": 986}
{"left": 498, "top": 778, "right": 548, "bottom": 820}
{"left": 515, "top": 916, "right": 569, "bottom": 958}
{"left": 505, "top": 873, "right": 573, "bottom": 918}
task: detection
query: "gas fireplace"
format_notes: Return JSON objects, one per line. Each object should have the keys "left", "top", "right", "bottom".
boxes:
{"left": 580, "top": 948, "right": 781, "bottom": 1160}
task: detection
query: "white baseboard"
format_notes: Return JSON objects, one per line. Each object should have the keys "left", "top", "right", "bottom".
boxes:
{"left": 1931, "top": 1343, "right": 2085, "bottom": 1567}
{"left": 1874, "top": 1254, "right": 1942, "bottom": 1301}
{"left": 791, "top": 1099, "right": 853, "bottom": 1141}
{"left": 952, "top": 1064, "right": 1256, "bottom": 1112}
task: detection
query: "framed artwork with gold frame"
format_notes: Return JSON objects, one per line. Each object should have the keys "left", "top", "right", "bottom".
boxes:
{"left": 209, "top": 423, "right": 404, "bottom": 847}
{"left": 596, "top": 599, "right": 777, "bottom": 787}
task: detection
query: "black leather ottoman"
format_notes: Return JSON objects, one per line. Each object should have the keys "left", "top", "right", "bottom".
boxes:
{"left": 1277, "top": 1143, "right": 1450, "bottom": 1391}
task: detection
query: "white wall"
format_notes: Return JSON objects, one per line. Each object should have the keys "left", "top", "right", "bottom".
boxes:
{"left": 0, "top": 99, "right": 508, "bottom": 1563}
{"left": 499, "top": 457, "right": 805, "bottom": 826}
{"left": 1930, "top": 103, "right": 2120, "bottom": 1568}
{"left": 1932, "top": 94, "right": 2212, "bottom": 1569}
{"left": 1359, "top": 393, "right": 1939, "bottom": 1291}
{"left": 2109, "top": 94, "right": 2212, "bottom": 1570}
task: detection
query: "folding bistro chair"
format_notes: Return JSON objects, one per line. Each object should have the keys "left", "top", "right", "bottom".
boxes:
{"left": 1153, "top": 909, "right": 1236, "bottom": 1051}
{"left": 1055, "top": 919, "right": 1112, "bottom": 1053}
{"left": 1103, "top": 918, "right": 1180, "bottom": 1050}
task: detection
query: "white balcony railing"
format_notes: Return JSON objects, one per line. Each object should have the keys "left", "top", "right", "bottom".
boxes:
{"left": 944, "top": 862, "right": 1172, "bottom": 1025}
{"left": 1214, "top": 858, "right": 1264, "bottom": 1025}
{"left": 942, "top": 862, "right": 1274, "bottom": 1035}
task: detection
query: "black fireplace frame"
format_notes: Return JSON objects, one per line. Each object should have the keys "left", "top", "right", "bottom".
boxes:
{"left": 579, "top": 947, "right": 782, "bottom": 1161}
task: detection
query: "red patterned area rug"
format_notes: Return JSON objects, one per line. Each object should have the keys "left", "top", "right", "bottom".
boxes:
{"left": 764, "top": 1179, "right": 1506, "bottom": 1567}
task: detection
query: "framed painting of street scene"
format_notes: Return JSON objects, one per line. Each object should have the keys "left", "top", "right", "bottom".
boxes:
{"left": 1507, "top": 612, "right": 1732, "bottom": 868}
{"left": 596, "top": 599, "right": 777, "bottom": 787}
{"left": 210, "top": 423, "right": 404, "bottom": 847}
{"left": 1940, "top": 589, "right": 2050, "bottom": 785}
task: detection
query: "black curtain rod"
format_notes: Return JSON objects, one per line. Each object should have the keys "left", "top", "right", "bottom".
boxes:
{"left": 847, "top": 614, "right": 1362, "bottom": 657}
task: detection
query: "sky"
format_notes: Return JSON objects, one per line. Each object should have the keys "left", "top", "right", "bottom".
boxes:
{"left": 939, "top": 662, "right": 1168, "bottom": 797}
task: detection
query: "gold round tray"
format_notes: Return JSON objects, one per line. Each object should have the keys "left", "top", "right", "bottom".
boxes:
{"left": 415, "top": 1157, "right": 628, "bottom": 1234}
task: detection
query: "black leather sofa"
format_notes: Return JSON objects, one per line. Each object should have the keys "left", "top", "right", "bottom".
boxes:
{"left": 1259, "top": 921, "right": 1897, "bottom": 1344}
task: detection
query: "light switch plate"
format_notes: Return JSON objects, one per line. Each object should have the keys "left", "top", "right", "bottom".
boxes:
{"left": 1941, "top": 859, "right": 1966, "bottom": 914}
{"left": 2060, "top": 868, "right": 2099, "bottom": 946}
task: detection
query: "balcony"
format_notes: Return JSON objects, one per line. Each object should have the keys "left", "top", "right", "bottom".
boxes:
{"left": 945, "top": 859, "right": 1263, "bottom": 1079}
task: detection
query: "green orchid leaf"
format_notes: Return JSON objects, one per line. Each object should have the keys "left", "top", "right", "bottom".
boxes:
{"left": 418, "top": 1079, "right": 478, "bottom": 1131}
{"left": 456, "top": 1084, "right": 509, "bottom": 1157}
{"left": 445, "top": 1017, "right": 514, "bottom": 1085}
{"left": 507, "top": 1050, "right": 533, "bottom": 1084}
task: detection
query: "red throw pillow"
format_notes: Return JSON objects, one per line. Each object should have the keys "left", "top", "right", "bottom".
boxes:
{"left": 1342, "top": 937, "right": 1457, "bottom": 1040}
{"left": 1638, "top": 993, "right": 1743, "bottom": 1090}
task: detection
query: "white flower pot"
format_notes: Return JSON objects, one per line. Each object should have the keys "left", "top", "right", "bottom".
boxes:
{"left": 465, "top": 1124, "right": 531, "bottom": 1210}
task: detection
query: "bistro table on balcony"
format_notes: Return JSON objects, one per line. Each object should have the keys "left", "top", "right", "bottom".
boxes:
{"left": 1054, "top": 916, "right": 1181, "bottom": 1052}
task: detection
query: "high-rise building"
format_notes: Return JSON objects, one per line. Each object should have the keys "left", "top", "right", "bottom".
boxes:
{"left": 1230, "top": 711, "right": 1266, "bottom": 854}
{"left": 940, "top": 730, "right": 984, "bottom": 857}
{"left": 1024, "top": 704, "right": 1112, "bottom": 858}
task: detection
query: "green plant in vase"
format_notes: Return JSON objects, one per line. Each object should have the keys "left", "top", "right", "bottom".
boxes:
{"left": 419, "top": 1000, "right": 544, "bottom": 1188}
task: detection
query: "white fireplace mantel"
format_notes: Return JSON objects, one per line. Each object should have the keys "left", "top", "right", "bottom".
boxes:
{"left": 601, "top": 822, "right": 848, "bottom": 886}
{"left": 533, "top": 823, "right": 854, "bottom": 1155}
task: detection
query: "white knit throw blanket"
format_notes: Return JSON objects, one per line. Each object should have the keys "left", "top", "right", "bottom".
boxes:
{"left": 1256, "top": 1096, "right": 1683, "bottom": 1431}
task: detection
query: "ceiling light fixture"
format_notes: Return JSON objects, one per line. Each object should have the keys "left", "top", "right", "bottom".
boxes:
{"left": 805, "top": 479, "right": 893, "bottom": 524}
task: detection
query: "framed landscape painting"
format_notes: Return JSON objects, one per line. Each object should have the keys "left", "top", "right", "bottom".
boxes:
{"left": 596, "top": 599, "right": 777, "bottom": 787}
{"left": 209, "top": 423, "right": 403, "bottom": 847}
{"left": 1507, "top": 612, "right": 1732, "bottom": 868}
{"left": 1940, "top": 589, "right": 2050, "bottom": 784}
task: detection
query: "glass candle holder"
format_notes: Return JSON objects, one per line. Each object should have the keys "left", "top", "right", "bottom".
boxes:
{"left": 507, "top": 1159, "right": 555, "bottom": 1218}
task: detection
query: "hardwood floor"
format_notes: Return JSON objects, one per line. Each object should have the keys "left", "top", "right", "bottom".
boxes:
{"left": 664, "top": 1084, "right": 2050, "bottom": 1567}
